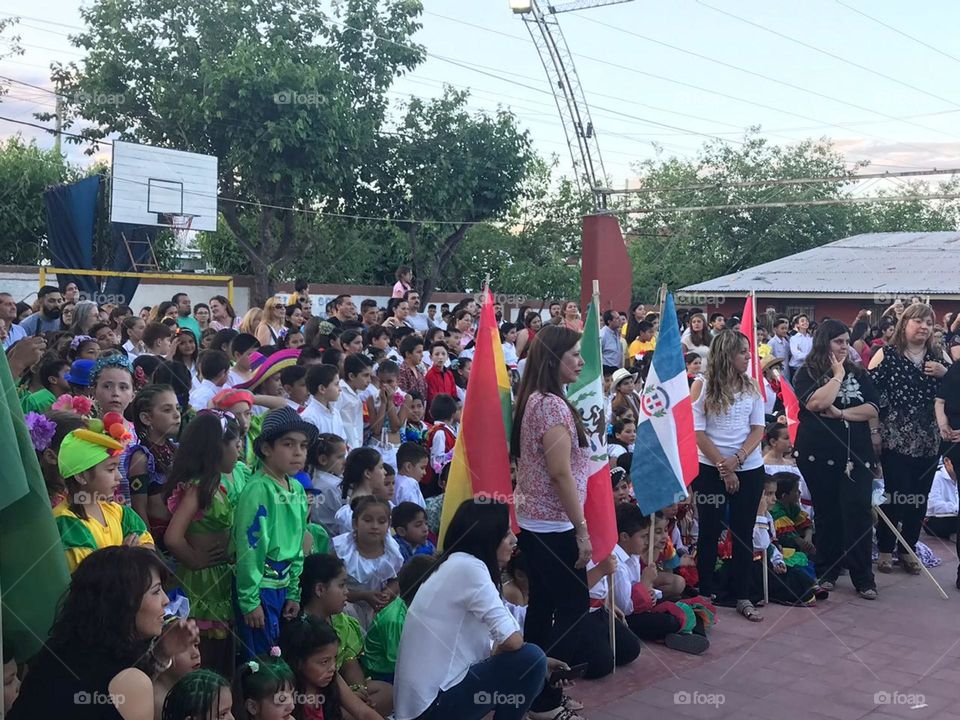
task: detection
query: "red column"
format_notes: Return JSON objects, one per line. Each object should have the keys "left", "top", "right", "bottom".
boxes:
{"left": 581, "top": 214, "right": 632, "bottom": 313}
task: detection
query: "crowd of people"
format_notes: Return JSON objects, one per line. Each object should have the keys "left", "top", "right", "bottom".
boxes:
{"left": 2, "top": 272, "right": 960, "bottom": 720}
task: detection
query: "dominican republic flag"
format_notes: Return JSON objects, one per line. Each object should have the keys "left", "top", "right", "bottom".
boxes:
{"left": 631, "top": 292, "right": 699, "bottom": 515}
{"left": 568, "top": 299, "right": 617, "bottom": 560}
{"left": 740, "top": 291, "right": 766, "bottom": 401}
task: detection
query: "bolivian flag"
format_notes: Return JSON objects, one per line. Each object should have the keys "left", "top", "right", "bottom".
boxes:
{"left": 438, "top": 288, "right": 515, "bottom": 548}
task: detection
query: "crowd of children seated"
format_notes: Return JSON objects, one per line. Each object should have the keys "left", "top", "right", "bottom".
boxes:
{"left": 4, "top": 283, "right": 960, "bottom": 720}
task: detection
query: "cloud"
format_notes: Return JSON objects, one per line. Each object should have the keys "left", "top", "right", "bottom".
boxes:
{"left": 832, "top": 138, "right": 960, "bottom": 171}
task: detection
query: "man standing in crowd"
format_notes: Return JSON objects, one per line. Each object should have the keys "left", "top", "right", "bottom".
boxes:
{"left": 172, "top": 292, "right": 202, "bottom": 340}
{"left": 0, "top": 292, "right": 26, "bottom": 349}
{"left": 768, "top": 316, "right": 792, "bottom": 379}
{"left": 360, "top": 299, "right": 379, "bottom": 328}
{"left": 548, "top": 301, "right": 562, "bottom": 321}
{"left": 19, "top": 285, "right": 63, "bottom": 336}
{"left": 328, "top": 294, "right": 358, "bottom": 328}
{"left": 708, "top": 312, "right": 726, "bottom": 337}
{"left": 600, "top": 309, "right": 624, "bottom": 369}
{"left": 404, "top": 290, "right": 432, "bottom": 333}
{"left": 427, "top": 303, "right": 437, "bottom": 325}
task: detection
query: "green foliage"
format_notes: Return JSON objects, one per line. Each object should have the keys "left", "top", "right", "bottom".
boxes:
{"left": 361, "top": 87, "right": 536, "bottom": 299}
{"left": 625, "top": 132, "right": 959, "bottom": 302}
{"left": 51, "top": 0, "right": 424, "bottom": 302}
{"left": 0, "top": 137, "right": 78, "bottom": 264}
{"left": 0, "top": 16, "right": 22, "bottom": 98}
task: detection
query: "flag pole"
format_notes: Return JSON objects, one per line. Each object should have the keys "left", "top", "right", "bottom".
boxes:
{"left": 761, "top": 554, "right": 769, "bottom": 606}
{"left": 876, "top": 506, "right": 948, "bottom": 599}
{"left": 648, "top": 282, "right": 667, "bottom": 568}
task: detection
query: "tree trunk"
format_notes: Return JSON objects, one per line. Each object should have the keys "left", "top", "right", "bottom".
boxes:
{"left": 419, "top": 223, "right": 470, "bottom": 305}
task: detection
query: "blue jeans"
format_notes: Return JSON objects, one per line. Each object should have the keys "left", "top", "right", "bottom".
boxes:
{"left": 417, "top": 643, "right": 546, "bottom": 720}
{"left": 233, "top": 584, "right": 287, "bottom": 661}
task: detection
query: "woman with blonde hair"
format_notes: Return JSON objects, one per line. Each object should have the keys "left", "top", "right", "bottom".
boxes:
{"left": 869, "top": 303, "right": 947, "bottom": 574}
{"left": 691, "top": 330, "right": 766, "bottom": 621}
{"left": 255, "top": 296, "right": 286, "bottom": 346}
{"left": 238, "top": 307, "right": 262, "bottom": 336}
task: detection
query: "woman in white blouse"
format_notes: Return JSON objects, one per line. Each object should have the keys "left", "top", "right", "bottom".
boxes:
{"left": 394, "top": 499, "right": 565, "bottom": 720}
{"left": 691, "top": 330, "right": 767, "bottom": 622}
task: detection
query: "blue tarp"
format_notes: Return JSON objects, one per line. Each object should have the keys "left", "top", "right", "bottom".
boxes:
{"left": 43, "top": 175, "right": 101, "bottom": 297}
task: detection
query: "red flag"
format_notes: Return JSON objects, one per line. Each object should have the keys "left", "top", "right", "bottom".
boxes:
{"left": 780, "top": 375, "right": 800, "bottom": 444}
{"left": 740, "top": 292, "right": 766, "bottom": 400}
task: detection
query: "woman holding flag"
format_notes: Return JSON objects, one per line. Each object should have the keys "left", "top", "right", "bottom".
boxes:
{"left": 512, "top": 324, "right": 592, "bottom": 720}
{"left": 793, "top": 320, "right": 879, "bottom": 599}
{"left": 691, "top": 330, "right": 767, "bottom": 622}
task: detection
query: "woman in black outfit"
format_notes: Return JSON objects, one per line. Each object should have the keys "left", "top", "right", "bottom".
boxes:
{"left": 794, "top": 320, "right": 879, "bottom": 599}
{"left": 869, "top": 303, "right": 947, "bottom": 575}
{"left": 10, "top": 546, "right": 198, "bottom": 720}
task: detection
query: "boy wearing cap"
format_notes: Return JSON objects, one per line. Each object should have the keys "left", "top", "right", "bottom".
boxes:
{"left": 233, "top": 407, "right": 318, "bottom": 658}
{"left": 53, "top": 423, "right": 153, "bottom": 573}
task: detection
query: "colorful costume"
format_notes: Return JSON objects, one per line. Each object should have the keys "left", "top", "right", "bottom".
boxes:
{"left": 233, "top": 468, "right": 308, "bottom": 658}
{"left": 332, "top": 531, "right": 404, "bottom": 631}
{"left": 54, "top": 500, "right": 154, "bottom": 573}
{"left": 770, "top": 500, "right": 813, "bottom": 551}
{"left": 362, "top": 596, "right": 407, "bottom": 683}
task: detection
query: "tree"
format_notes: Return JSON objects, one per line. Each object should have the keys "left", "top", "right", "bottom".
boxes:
{"left": 0, "top": 16, "right": 22, "bottom": 99}
{"left": 49, "top": 0, "right": 423, "bottom": 303}
{"left": 362, "top": 88, "right": 536, "bottom": 302}
{"left": 449, "top": 157, "right": 587, "bottom": 302}
{"left": 624, "top": 132, "right": 959, "bottom": 302}
{"left": 0, "top": 137, "right": 78, "bottom": 265}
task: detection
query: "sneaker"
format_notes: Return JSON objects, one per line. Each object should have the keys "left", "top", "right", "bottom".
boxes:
{"left": 857, "top": 588, "right": 878, "bottom": 600}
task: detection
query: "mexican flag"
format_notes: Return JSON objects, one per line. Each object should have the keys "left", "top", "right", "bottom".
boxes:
{"left": 567, "top": 300, "right": 617, "bottom": 560}
{"left": 0, "top": 350, "right": 70, "bottom": 661}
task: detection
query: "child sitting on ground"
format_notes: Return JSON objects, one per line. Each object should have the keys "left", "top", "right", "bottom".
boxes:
{"left": 762, "top": 420, "right": 814, "bottom": 520}
{"left": 391, "top": 501, "right": 436, "bottom": 562}
{"left": 363, "top": 555, "right": 437, "bottom": 685}
{"left": 613, "top": 504, "right": 714, "bottom": 655}
{"left": 770, "top": 473, "right": 816, "bottom": 557}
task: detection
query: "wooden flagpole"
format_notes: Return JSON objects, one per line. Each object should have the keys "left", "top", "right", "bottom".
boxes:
{"left": 876, "top": 506, "right": 949, "bottom": 599}
{"left": 761, "top": 554, "right": 769, "bottom": 606}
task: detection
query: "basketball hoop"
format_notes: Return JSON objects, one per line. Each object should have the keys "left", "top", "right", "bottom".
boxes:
{"left": 169, "top": 214, "right": 197, "bottom": 245}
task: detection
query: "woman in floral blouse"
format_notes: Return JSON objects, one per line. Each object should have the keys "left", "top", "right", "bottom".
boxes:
{"left": 869, "top": 303, "right": 948, "bottom": 574}
{"left": 794, "top": 320, "right": 880, "bottom": 599}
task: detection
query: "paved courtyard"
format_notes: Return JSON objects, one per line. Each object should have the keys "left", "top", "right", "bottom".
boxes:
{"left": 574, "top": 534, "right": 960, "bottom": 720}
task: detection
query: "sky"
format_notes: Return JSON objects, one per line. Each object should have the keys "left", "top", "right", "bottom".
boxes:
{"left": 3, "top": 0, "right": 960, "bottom": 191}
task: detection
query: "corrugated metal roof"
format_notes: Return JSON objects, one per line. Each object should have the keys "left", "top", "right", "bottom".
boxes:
{"left": 681, "top": 232, "right": 960, "bottom": 294}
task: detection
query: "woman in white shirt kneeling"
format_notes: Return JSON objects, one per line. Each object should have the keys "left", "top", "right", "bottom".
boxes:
{"left": 394, "top": 499, "right": 562, "bottom": 720}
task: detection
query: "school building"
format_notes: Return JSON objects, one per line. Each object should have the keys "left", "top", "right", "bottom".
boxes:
{"left": 679, "top": 231, "right": 960, "bottom": 324}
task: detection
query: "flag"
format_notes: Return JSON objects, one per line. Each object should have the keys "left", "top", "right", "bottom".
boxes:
{"left": 631, "top": 292, "right": 699, "bottom": 515}
{"left": 438, "top": 288, "right": 515, "bottom": 548}
{"left": 780, "top": 375, "right": 800, "bottom": 445}
{"left": 740, "top": 291, "right": 767, "bottom": 400}
{"left": 567, "top": 299, "right": 617, "bottom": 561}
{"left": 0, "top": 350, "right": 71, "bottom": 661}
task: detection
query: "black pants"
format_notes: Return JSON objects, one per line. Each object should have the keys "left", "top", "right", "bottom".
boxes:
{"left": 625, "top": 610, "right": 681, "bottom": 640}
{"left": 925, "top": 516, "right": 959, "bottom": 539}
{"left": 693, "top": 463, "right": 766, "bottom": 599}
{"left": 797, "top": 455, "right": 875, "bottom": 591}
{"left": 573, "top": 607, "right": 641, "bottom": 679}
{"left": 518, "top": 528, "right": 589, "bottom": 713}
{"left": 876, "top": 450, "right": 939, "bottom": 555}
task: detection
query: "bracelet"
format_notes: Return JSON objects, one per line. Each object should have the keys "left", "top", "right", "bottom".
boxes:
{"left": 576, "top": 535, "right": 591, "bottom": 545}
{"left": 870, "top": 428, "right": 881, "bottom": 435}
{"left": 829, "top": 377, "right": 842, "bottom": 385}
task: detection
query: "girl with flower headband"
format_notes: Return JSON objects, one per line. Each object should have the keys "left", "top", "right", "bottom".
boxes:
{"left": 52, "top": 419, "right": 154, "bottom": 572}
{"left": 89, "top": 354, "right": 138, "bottom": 503}
{"left": 163, "top": 411, "right": 244, "bottom": 679}
{"left": 233, "top": 652, "right": 296, "bottom": 720}
{"left": 67, "top": 335, "right": 99, "bottom": 362}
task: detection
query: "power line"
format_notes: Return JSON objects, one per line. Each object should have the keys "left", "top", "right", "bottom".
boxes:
{"left": 601, "top": 167, "right": 960, "bottom": 195}
{"left": 833, "top": 0, "right": 960, "bottom": 67}
{"left": 619, "top": 192, "right": 960, "bottom": 215}
{"left": 696, "top": 0, "right": 960, "bottom": 110}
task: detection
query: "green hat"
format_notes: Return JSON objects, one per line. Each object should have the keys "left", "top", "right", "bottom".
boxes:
{"left": 58, "top": 428, "right": 125, "bottom": 478}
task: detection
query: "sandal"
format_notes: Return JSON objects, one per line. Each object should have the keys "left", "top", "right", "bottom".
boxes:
{"left": 736, "top": 600, "right": 764, "bottom": 622}
{"left": 876, "top": 554, "right": 894, "bottom": 573}
{"left": 562, "top": 695, "right": 584, "bottom": 712}
{"left": 858, "top": 588, "right": 878, "bottom": 600}
{"left": 527, "top": 709, "right": 586, "bottom": 720}
{"left": 818, "top": 579, "right": 836, "bottom": 591}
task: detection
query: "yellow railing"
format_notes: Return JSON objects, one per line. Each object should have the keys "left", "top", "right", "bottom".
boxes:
{"left": 38, "top": 268, "right": 235, "bottom": 304}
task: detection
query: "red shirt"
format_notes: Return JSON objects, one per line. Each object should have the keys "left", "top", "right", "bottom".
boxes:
{"left": 425, "top": 365, "right": 458, "bottom": 412}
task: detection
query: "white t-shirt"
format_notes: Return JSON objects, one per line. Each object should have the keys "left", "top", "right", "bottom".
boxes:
{"left": 788, "top": 332, "right": 813, "bottom": 369}
{"left": 394, "top": 473, "right": 426, "bottom": 508}
{"left": 406, "top": 312, "right": 432, "bottom": 334}
{"left": 611, "top": 543, "right": 642, "bottom": 615}
{"left": 394, "top": 553, "right": 521, "bottom": 720}
{"left": 189, "top": 378, "right": 222, "bottom": 411}
{"left": 337, "top": 381, "right": 365, "bottom": 451}
{"left": 691, "top": 379, "right": 765, "bottom": 470}
{"left": 301, "top": 396, "right": 347, "bottom": 440}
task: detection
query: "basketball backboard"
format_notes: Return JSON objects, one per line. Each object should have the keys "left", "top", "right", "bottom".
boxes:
{"left": 110, "top": 141, "right": 218, "bottom": 232}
